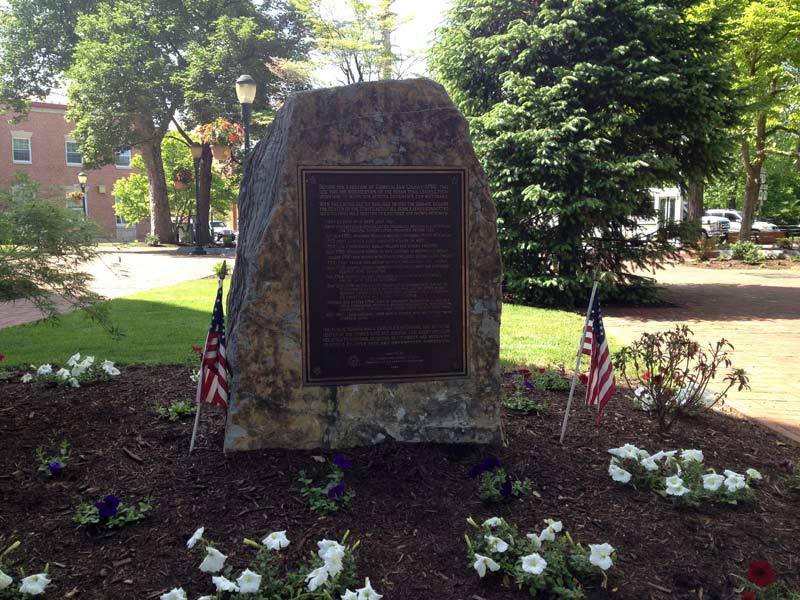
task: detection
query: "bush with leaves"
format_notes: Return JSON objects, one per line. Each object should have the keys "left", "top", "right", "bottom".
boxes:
{"left": 21, "top": 353, "right": 120, "bottom": 388}
{"left": 0, "top": 541, "right": 52, "bottom": 598}
{"left": 465, "top": 516, "right": 615, "bottom": 599}
{"left": 158, "top": 400, "right": 196, "bottom": 422}
{"left": 615, "top": 325, "right": 749, "bottom": 431}
{"left": 74, "top": 494, "right": 152, "bottom": 529}
{"left": 737, "top": 559, "right": 800, "bottom": 600}
{"left": 298, "top": 455, "right": 354, "bottom": 514}
{"left": 502, "top": 373, "right": 543, "bottom": 413}
{"left": 469, "top": 455, "right": 535, "bottom": 504}
{"left": 731, "top": 240, "right": 764, "bottom": 264}
{"left": 607, "top": 444, "right": 761, "bottom": 508}
{"left": 35, "top": 440, "right": 71, "bottom": 477}
{"left": 166, "top": 527, "right": 376, "bottom": 599}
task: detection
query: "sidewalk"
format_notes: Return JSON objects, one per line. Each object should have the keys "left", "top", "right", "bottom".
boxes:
{"left": 0, "top": 245, "right": 232, "bottom": 329}
{"left": 605, "top": 262, "right": 800, "bottom": 444}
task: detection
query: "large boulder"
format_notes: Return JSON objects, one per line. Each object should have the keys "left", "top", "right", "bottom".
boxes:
{"left": 224, "top": 78, "right": 503, "bottom": 451}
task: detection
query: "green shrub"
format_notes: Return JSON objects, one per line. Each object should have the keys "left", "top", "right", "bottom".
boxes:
{"left": 731, "top": 240, "right": 764, "bottom": 263}
{"left": 145, "top": 233, "right": 160, "bottom": 246}
{"left": 773, "top": 237, "right": 794, "bottom": 249}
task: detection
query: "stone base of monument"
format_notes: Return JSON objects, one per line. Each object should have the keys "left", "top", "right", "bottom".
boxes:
{"left": 224, "top": 78, "right": 503, "bottom": 451}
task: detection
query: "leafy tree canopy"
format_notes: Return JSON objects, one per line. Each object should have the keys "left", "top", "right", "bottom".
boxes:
{"left": 430, "top": 0, "right": 736, "bottom": 306}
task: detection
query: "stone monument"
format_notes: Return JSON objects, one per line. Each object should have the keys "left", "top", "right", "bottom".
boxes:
{"left": 224, "top": 78, "right": 503, "bottom": 451}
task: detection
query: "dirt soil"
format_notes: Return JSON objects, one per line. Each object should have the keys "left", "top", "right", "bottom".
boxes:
{"left": 1, "top": 365, "right": 799, "bottom": 600}
{"left": 689, "top": 258, "right": 800, "bottom": 270}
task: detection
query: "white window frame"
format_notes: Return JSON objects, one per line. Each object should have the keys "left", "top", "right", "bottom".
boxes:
{"left": 113, "top": 197, "right": 130, "bottom": 227}
{"left": 65, "top": 139, "right": 83, "bottom": 166}
{"left": 11, "top": 131, "right": 32, "bottom": 164}
{"left": 114, "top": 149, "right": 132, "bottom": 169}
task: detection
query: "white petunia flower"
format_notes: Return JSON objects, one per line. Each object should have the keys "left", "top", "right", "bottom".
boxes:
{"left": 484, "top": 535, "right": 509, "bottom": 553}
{"left": 68, "top": 377, "right": 80, "bottom": 388}
{"left": 262, "top": 530, "right": 290, "bottom": 550}
{"left": 745, "top": 468, "right": 762, "bottom": 481}
{"left": 355, "top": 577, "right": 382, "bottom": 600}
{"left": 186, "top": 527, "right": 204, "bottom": 549}
{"left": 641, "top": 457, "right": 659, "bottom": 472}
{"left": 80, "top": 356, "right": 95, "bottom": 368}
{"left": 472, "top": 553, "right": 501, "bottom": 578}
{"left": 607, "top": 444, "right": 640, "bottom": 460}
{"left": 341, "top": 591, "right": 358, "bottom": 600}
{"left": 724, "top": 473, "right": 747, "bottom": 492}
{"left": 482, "top": 517, "right": 502, "bottom": 528}
{"left": 236, "top": 569, "right": 262, "bottom": 594}
{"left": 543, "top": 519, "right": 563, "bottom": 533}
{"left": 56, "top": 368, "right": 71, "bottom": 380}
{"left": 67, "top": 353, "right": 81, "bottom": 367}
{"left": 211, "top": 576, "right": 239, "bottom": 593}
{"left": 102, "top": 361, "right": 121, "bottom": 376}
{"left": 702, "top": 473, "right": 725, "bottom": 492}
{"left": 317, "top": 539, "right": 345, "bottom": 577}
{"left": 70, "top": 365, "right": 85, "bottom": 378}
{"left": 650, "top": 450, "right": 677, "bottom": 462}
{"left": 538, "top": 527, "right": 555, "bottom": 544}
{"left": 36, "top": 364, "right": 52, "bottom": 376}
{"left": 197, "top": 597, "right": 213, "bottom": 600}
{"left": 520, "top": 552, "right": 547, "bottom": 575}
{"left": 0, "top": 570, "right": 12, "bottom": 590}
{"left": 588, "top": 543, "right": 615, "bottom": 570}
{"left": 680, "top": 449, "right": 704, "bottom": 463}
{"left": 18, "top": 573, "right": 50, "bottom": 596}
{"left": 159, "top": 588, "right": 187, "bottom": 600}
{"left": 608, "top": 463, "right": 632, "bottom": 484}
{"left": 525, "top": 533, "right": 542, "bottom": 550}
{"left": 305, "top": 566, "right": 329, "bottom": 591}
{"left": 21, "top": 373, "right": 33, "bottom": 383}
{"left": 199, "top": 546, "right": 227, "bottom": 573}
{"left": 665, "top": 475, "right": 690, "bottom": 496}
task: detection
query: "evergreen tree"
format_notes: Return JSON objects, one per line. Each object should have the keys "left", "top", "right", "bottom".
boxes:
{"left": 430, "top": 0, "right": 736, "bottom": 306}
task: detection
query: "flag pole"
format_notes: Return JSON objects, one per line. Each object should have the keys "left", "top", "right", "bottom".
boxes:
{"left": 559, "top": 279, "right": 599, "bottom": 444}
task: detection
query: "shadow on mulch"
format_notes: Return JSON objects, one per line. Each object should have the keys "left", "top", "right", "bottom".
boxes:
{"left": 1, "top": 365, "right": 798, "bottom": 600}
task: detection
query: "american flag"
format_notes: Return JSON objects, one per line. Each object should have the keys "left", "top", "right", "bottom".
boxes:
{"left": 584, "top": 294, "right": 615, "bottom": 422}
{"left": 195, "top": 280, "right": 229, "bottom": 411}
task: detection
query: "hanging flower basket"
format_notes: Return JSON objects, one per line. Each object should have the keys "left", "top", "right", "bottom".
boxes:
{"left": 211, "top": 144, "right": 232, "bottom": 162}
{"left": 173, "top": 167, "right": 193, "bottom": 190}
{"left": 65, "top": 190, "right": 84, "bottom": 207}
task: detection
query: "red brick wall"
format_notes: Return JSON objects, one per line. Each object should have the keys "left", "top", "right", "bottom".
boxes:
{"left": 0, "top": 102, "right": 149, "bottom": 240}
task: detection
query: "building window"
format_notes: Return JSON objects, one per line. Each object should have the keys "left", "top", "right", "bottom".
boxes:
{"left": 113, "top": 197, "right": 128, "bottom": 226}
{"left": 12, "top": 137, "right": 31, "bottom": 163}
{"left": 114, "top": 149, "right": 131, "bottom": 168}
{"left": 65, "top": 141, "right": 83, "bottom": 166}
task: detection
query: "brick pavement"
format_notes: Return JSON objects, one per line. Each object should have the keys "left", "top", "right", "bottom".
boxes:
{"left": 0, "top": 246, "right": 231, "bottom": 329}
{"left": 604, "top": 262, "right": 800, "bottom": 444}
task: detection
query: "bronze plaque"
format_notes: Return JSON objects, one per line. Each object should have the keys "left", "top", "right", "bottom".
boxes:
{"left": 300, "top": 167, "right": 468, "bottom": 385}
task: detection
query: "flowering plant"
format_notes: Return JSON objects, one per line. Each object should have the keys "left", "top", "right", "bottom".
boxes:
{"left": 0, "top": 541, "right": 52, "bottom": 599}
{"left": 21, "top": 353, "right": 120, "bottom": 388}
{"left": 158, "top": 399, "right": 196, "bottom": 422}
{"left": 469, "top": 455, "right": 534, "bottom": 504}
{"left": 502, "top": 373, "right": 543, "bottom": 413}
{"left": 530, "top": 366, "right": 571, "bottom": 392}
{"left": 736, "top": 559, "right": 800, "bottom": 599}
{"left": 35, "top": 440, "right": 71, "bottom": 477}
{"left": 298, "top": 454, "right": 355, "bottom": 514}
{"left": 465, "top": 516, "right": 615, "bottom": 598}
{"left": 778, "top": 459, "right": 800, "bottom": 493}
{"left": 73, "top": 494, "right": 152, "bottom": 529}
{"left": 65, "top": 190, "right": 84, "bottom": 205}
{"left": 614, "top": 325, "right": 749, "bottom": 431}
{"left": 607, "top": 443, "right": 761, "bottom": 507}
{"left": 173, "top": 167, "right": 193, "bottom": 185}
{"left": 167, "top": 527, "right": 378, "bottom": 599}
{"left": 196, "top": 118, "right": 244, "bottom": 146}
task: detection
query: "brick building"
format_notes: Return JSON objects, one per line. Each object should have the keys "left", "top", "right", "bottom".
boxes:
{"left": 0, "top": 99, "right": 149, "bottom": 241}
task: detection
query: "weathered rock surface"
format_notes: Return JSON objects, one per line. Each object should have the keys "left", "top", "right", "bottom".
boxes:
{"left": 224, "top": 78, "right": 503, "bottom": 451}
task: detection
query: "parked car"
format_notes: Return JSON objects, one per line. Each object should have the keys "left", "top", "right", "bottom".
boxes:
{"left": 644, "top": 188, "right": 729, "bottom": 240}
{"left": 700, "top": 214, "right": 730, "bottom": 239}
{"left": 704, "top": 209, "right": 780, "bottom": 234}
{"left": 211, "top": 221, "right": 235, "bottom": 242}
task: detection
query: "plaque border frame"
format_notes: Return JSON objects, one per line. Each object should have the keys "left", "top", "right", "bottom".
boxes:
{"left": 298, "top": 165, "right": 470, "bottom": 386}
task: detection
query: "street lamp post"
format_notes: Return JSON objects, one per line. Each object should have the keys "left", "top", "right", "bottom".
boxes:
{"left": 190, "top": 144, "right": 206, "bottom": 255}
{"left": 235, "top": 74, "right": 257, "bottom": 154}
{"left": 77, "top": 171, "right": 88, "bottom": 217}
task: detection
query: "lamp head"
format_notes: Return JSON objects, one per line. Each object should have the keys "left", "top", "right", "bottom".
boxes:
{"left": 190, "top": 144, "right": 203, "bottom": 160}
{"left": 236, "top": 74, "right": 257, "bottom": 104}
{"left": 77, "top": 172, "right": 88, "bottom": 185}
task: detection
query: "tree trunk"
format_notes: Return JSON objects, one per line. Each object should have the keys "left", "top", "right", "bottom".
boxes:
{"left": 686, "top": 178, "right": 704, "bottom": 226}
{"left": 196, "top": 143, "right": 213, "bottom": 245}
{"left": 740, "top": 112, "right": 766, "bottom": 243}
{"left": 138, "top": 137, "right": 175, "bottom": 243}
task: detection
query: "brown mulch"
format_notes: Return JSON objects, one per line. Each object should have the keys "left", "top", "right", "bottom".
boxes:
{"left": 1, "top": 365, "right": 799, "bottom": 600}
{"left": 689, "top": 258, "right": 800, "bottom": 270}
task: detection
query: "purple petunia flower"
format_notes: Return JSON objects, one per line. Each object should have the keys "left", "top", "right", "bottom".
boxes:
{"left": 469, "top": 455, "right": 501, "bottom": 479}
{"left": 48, "top": 462, "right": 63, "bottom": 476}
{"left": 332, "top": 454, "right": 352, "bottom": 470}
{"left": 327, "top": 481, "right": 346, "bottom": 499}
{"left": 523, "top": 379, "right": 536, "bottom": 393}
{"left": 500, "top": 476, "right": 513, "bottom": 497}
{"left": 95, "top": 495, "right": 121, "bottom": 519}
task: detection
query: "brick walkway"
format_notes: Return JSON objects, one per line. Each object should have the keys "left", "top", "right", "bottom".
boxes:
{"left": 0, "top": 246, "right": 231, "bottom": 329}
{"left": 604, "top": 262, "right": 800, "bottom": 444}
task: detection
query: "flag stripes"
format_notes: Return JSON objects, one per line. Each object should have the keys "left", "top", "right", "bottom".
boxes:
{"left": 584, "top": 294, "right": 616, "bottom": 422}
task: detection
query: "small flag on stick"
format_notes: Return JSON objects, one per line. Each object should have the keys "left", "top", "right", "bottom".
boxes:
{"left": 189, "top": 262, "right": 230, "bottom": 453}
{"left": 584, "top": 294, "right": 616, "bottom": 423}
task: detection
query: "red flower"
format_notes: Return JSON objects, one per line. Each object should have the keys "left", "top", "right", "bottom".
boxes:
{"left": 537, "top": 367, "right": 546, "bottom": 373}
{"left": 516, "top": 368, "right": 532, "bottom": 380}
{"left": 191, "top": 345, "right": 203, "bottom": 355}
{"left": 741, "top": 592, "right": 756, "bottom": 600}
{"left": 641, "top": 370, "right": 652, "bottom": 382}
{"left": 579, "top": 373, "right": 588, "bottom": 384}
{"left": 0, "top": 354, "right": 5, "bottom": 361}
{"left": 747, "top": 560, "right": 776, "bottom": 587}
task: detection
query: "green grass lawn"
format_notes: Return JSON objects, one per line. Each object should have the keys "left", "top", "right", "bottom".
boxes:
{"left": 0, "top": 279, "right": 592, "bottom": 369}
